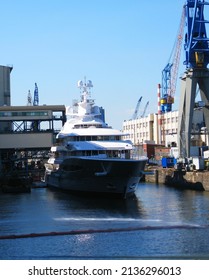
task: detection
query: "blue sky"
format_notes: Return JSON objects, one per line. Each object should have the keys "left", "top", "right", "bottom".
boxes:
{"left": 1, "top": 0, "right": 185, "bottom": 129}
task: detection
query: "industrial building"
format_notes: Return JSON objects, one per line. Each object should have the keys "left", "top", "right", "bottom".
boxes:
{"left": 0, "top": 65, "right": 13, "bottom": 132}
{"left": 0, "top": 65, "right": 66, "bottom": 150}
{"left": 0, "top": 105, "right": 66, "bottom": 149}
{"left": 0, "top": 65, "right": 13, "bottom": 106}
{"left": 0, "top": 64, "right": 66, "bottom": 175}
{"left": 122, "top": 108, "right": 207, "bottom": 151}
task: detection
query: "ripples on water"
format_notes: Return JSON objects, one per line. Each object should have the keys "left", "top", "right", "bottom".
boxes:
{"left": 0, "top": 183, "right": 209, "bottom": 259}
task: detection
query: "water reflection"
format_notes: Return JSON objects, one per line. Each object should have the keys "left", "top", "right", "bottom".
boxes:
{"left": 48, "top": 188, "right": 145, "bottom": 216}
{"left": 135, "top": 184, "right": 209, "bottom": 226}
{"left": 1, "top": 183, "right": 209, "bottom": 259}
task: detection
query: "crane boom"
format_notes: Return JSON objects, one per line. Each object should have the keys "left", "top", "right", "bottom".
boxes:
{"left": 132, "top": 96, "right": 142, "bottom": 119}
{"left": 141, "top": 101, "right": 149, "bottom": 118}
{"left": 170, "top": 8, "right": 185, "bottom": 97}
{"left": 161, "top": 8, "right": 185, "bottom": 113}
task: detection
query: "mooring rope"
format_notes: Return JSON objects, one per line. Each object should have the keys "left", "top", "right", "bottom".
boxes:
{"left": 0, "top": 224, "right": 205, "bottom": 240}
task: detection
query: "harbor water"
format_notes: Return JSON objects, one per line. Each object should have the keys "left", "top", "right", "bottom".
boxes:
{"left": 0, "top": 182, "right": 209, "bottom": 259}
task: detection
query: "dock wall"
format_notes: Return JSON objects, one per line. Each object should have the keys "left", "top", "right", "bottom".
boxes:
{"left": 145, "top": 168, "right": 209, "bottom": 191}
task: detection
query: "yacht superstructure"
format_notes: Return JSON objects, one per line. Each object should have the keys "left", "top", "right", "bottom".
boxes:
{"left": 45, "top": 79, "right": 147, "bottom": 197}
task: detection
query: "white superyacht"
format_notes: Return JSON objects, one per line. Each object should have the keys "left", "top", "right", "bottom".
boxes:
{"left": 45, "top": 79, "right": 147, "bottom": 197}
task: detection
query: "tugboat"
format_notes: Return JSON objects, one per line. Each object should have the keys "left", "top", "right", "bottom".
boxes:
{"left": 45, "top": 79, "right": 147, "bottom": 197}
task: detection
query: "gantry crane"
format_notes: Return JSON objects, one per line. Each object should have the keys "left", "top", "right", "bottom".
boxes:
{"left": 178, "top": 0, "right": 209, "bottom": 158}
{"left": 161, "top": 8, "right": 185, "bottom": 113}
{"left": 132, "top": 96, "right": 142, "bottom": 119}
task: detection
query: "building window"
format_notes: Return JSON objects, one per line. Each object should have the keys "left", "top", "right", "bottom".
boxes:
{"left": 0, "top": 111, "right": 48, "bottom": 117}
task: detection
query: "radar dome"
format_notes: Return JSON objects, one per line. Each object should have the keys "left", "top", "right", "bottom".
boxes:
{"left": 87, "top": 80, "right": 93, "bottom": 87}
{"left": 77, "top": 80, "right": 83, "bottom": 88}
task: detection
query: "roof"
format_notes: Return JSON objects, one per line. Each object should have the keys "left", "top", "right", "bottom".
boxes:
{"left": 0, "top": 105, "right": 65, "bottom": 112}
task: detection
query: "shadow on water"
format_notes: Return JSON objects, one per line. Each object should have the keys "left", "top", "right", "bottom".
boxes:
{"left": 47, "top": 187, "right": 146, "bottom": 219}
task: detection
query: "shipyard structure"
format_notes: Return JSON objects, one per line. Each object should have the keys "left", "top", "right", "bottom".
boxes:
{"left": 1, "top": 0, "right": 209, "bottom": 192}
{"left": 0, "top": 65, "right": 66, "bottom": 181}
{"left": 124, "top": 0, "right": 209, "bottom": 166}
{"left": 123, "top": 0, "right": 209, "bottom": 192}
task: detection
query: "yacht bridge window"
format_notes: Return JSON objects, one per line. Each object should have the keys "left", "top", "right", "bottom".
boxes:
{"left": 74, "top": 124, "right": 103, "bottom": 129}
{"left": 56, "top": 135, "right": 121, "bottom": 143}
{"left": 51, "top": 149, "right": 130, "bottom": 159}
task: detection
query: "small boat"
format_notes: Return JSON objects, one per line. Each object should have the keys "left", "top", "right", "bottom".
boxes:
{"left": 45, "top": 79, "right": 147, "bottom": 198}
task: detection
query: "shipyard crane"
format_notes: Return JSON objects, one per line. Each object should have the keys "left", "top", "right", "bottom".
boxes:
{"left": 30, "top": 83, "right": 40, "bottom": 131}
{"left": 177, "top": 0, "right": 209, "bottom": 158}
{"left": 33, "top": 83, "right": 39, "bottom": 106}
{"left": 27, "top": 90, "right": 32, "bottom": 106}
{"left": 161, "top": 8, "right": 185, "bottom": 113}
{"left": 183, "top": 0, "right": 209, "bottom": 69}
{"left": 132, "top": 96, "right": 142, "bottom": 119}
{"left": 141, "top": 101, "right": 149, "bottom": 118}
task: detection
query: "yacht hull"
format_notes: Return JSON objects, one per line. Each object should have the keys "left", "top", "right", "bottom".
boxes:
{"left": 45, "top": 157, "right": 147, "bottom": 197}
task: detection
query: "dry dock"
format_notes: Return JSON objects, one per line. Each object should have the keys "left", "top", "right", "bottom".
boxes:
{"left": 145, "top": 167, "right": 209, "bottom": 191}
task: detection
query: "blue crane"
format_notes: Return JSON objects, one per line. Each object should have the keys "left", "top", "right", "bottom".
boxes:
{"left": 184, "top": 0, "right": 209, "bottom": 69}
{"left": 33, "top": 83, "right": 39, "bottom": 106}
{"left": 31, "top": 83, "right": 40, "bottom": 131}
{"left": 177, "top": 0, "right": 209, "bottom": 158}
{"left": 161, "top": 9, "right": 185, "bottom": 113}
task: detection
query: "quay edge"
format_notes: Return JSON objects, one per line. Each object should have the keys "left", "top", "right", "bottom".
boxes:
{"left": 144, "top": 167, "right": 209, "bottom": 191}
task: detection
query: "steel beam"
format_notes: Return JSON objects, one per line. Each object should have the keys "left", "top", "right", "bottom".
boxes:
{"left": 178, "top": 69, "right": 209, "bottom": 157}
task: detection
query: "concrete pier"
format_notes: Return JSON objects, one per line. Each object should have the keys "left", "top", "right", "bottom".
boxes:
{"left": 145, "top": 167, "right": 209, "bottom": 191}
